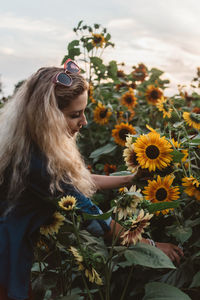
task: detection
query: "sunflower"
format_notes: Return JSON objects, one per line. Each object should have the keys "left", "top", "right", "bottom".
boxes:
{"left": 170, "top": 139, "right": 188, "bottom": 163}
{"left": 134, "top": 132, "right": 173, "bottom": 171}
{"left": 114, "top": 185, "right": 143, "bottom": 220}
{"left": 121, "top": 210, "right": 153, "bottom": 245}
{"left": 40, "top": 212, "right": 65, "bottom": 237}
{"left": 117, "top": 70, "right": 126, "bottom": 77}
{"left": 143, "top": 175, "right": 180, "bottom": 204}
{"left": 92, "top": 33, "right": 105, "bottom": 48}
{"left": 121, "top": 88, "right": 137, "bottom": 109}
{"left": 181, "top": 149, "right": 189, "bottom": 163}
{"left": 182, "top": 176, "right": 200, "bottom": 201}
{"left": 183, "top": 112, "right": 200, "bottom": 130}
{"left": 88, "top": 83, "right": 94, "bottom": 98}
{"left": 123, "top": 144, "right": 139, "bottom": 173}
{"left": 104, "top": 163, "right": 117, "bottom": 175}
{"left": 156, "top": 96, "right": 172, "bottom": 118}
{"left": 93, "top": 102, "right": 112, "bottom": 125}
{"left": 170, "top": 138, "right": 181, "bottom": 149}
{"left": 120, "top": 110, "right": 136, "bottom": 122}
{"left": 192, "top": 107, "right": 200, "bottom": 114}
{"left": 112, "top": 123, "right": 136, "bottom": 146}
{"left": 132, "top": 63, "right": 147, "bottom": 82}
{"left": 145, "top": 85, "right": 163, "bottom": 105}
{"left": 58, "top": 195, "right": 76, "bottom": 211}
{"left": 69, "top": 246, "right": 103, "bottom": 285}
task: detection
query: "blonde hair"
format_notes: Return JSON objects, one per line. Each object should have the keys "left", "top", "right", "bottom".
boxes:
{"left": 0, "top": 66, "right": 96, "bottom": 201}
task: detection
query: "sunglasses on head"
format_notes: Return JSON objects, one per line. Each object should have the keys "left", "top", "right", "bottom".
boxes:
{"left": 53, "top": 59, "right": 80, "bottom": 87}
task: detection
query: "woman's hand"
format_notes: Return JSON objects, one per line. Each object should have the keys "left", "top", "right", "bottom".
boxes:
{"left": 155, "top": 242, "right": 184, "bottom": 265}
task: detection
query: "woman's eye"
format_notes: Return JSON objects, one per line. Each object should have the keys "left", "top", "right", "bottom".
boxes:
{"left": 70, "top": 113, "right": 80, "bottom": 119}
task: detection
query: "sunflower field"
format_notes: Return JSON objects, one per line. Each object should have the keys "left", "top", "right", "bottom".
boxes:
{"left": 30, "top": 21, "right": 200, "bottom": 299}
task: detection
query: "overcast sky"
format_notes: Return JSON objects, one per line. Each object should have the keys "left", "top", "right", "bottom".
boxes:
{"left": 0, "top": 0, "right": 200, "bottom": 96}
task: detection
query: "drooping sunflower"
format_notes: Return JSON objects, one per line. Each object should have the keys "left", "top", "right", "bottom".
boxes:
{"left": 104, "top": 163, "right": 117, "bottom": 175}
{"left": 143, "top": 175, "right": 180, "bottom": 204}
{"left": 112, "top": 123, "right": 136, "bottom": 147}
{"left": 145, "top": 85, "right": 163, "bottom": 105}
{"left": 113, "top": 185, "right": 143, "bottom": 220}
{"left": 93, "top": 102, "right": 112, "bottom": 125}
{"left": 123, "top": 144, "right": 139, "bottom": 173}
{"left": 182, "top": 176, "right": 200, "bottom": 201}
{"left": 183, "top": 112, "right": 200, "bottom": 130}
{"left": 92, "top": 33, "right": 105, "bottom": 48}
{"left": 134, "top": 132, "right": 173, "bottom": 171}
{"left": 121, "top": 210, "right": 153, "bottom": 245}
{"left": 156, "top": 96, "right": 172, "bottom": 118}
{"left": 121, "top": 88, "right": 137, "bottom": 109}
{"left": 40, "top": 212, "right": 65, "bottom": 237}
{"left": 69, "top": 246, "right": 103, "bottom": 285}
{"left": 58, "top": 195, "right": 77, "bottom": 211}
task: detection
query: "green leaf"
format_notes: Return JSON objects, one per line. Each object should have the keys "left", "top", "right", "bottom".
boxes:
{"left": 82, "top": 208, "right": 113, "bottom": 221}
{"left": 105, "top": 33, "right": 111, "bottom": 41}
{"left": 171, "top": 150, "right": 185, "bottom": 162}
{"left": 185, "top": 217, "right": 200, "bottom": 227}
{"left": 107, "top": 60, "right": 118, "bottom": 80}
{"left": 89, "top": 143, "right": 117, "bottom": 159}
{"left": 143, "top": 282, "right": 192, "bottom": 300}
{"left": 166, "top": 225, "right": 192, "bottom": 244}
{"left": 173, "top": 121, "right": 184, "bottom": 128}
{"left": 147, "top": 201, "right": 180, "bottom": 213}
{"left": 189, "top": 134, "right": 200, "bottom": 145}
{"left": 59, "top": 295, "right": 84, "bottom": 300}
{"left": 189, "top": 271, "right": 200, "bottom": 288}
{"left": 68, "top": 40, "right": 79, "bottom": 50}
{"left": 90, "top": 56, "right": 103, "bottom": 67}
{"left": 77, "top": 20, "right": 83, "bottom": 29}
{"left": 123, "top": 243, "right": 176, "bottom": 269}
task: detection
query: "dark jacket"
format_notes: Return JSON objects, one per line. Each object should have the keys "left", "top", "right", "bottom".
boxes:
{"left": 0, "top": 145, "right": 111, "bottom": 300}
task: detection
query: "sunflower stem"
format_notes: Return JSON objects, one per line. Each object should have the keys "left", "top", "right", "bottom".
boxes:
{"left": 81, "top": 272, "right": 93, "bottom": 300}
{"left": 119, "top": 265, "right": 134, "bottom": 300}
{"left": 171, "top": 104, "right": 192, "bottom": 176}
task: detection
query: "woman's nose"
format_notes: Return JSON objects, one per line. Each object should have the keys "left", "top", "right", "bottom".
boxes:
{"left": 80, "top": 113, "right": 87, "bottom": 126}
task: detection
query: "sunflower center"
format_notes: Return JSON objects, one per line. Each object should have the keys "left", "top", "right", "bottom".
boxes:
{"left": 64, "top": 201, "right": 73, "bottom": 208}
{"left": 130, "top": 152, "right": 138, "bottom": 165}
{"left": 99, "top": 109, "right": 108, "bottom": 118}
{"left": 120, "top": 198, "right": 129, "bottom": 208}
{"left": 145, "top": 145, "right": 160, "bottom": 159}
{"left": 94, "top": 36, "right": 103, "bottom": 43}
{"left": 125, "top": 96, "right": 134, "bottom": 104}
{"left": 151, "top": 90, "right": 159, "bottom": 100}
{"left": 119, "top": 129, "right": 130, "bottom": 141}
{"left": 156, "top": 188, "right": 168, "bottom": 201}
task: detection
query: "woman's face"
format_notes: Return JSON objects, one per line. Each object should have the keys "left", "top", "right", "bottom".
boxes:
{"left": 62, "top": 89, "right": 88, "bottom": 136}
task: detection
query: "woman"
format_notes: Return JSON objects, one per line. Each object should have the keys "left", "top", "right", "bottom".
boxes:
{"left": 0, "top": 60, "right": 183, "bottom": 299}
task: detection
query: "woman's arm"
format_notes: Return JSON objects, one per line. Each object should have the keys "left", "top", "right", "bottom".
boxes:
{"left": 91, "top": 174, "right": 136, "bottom": 190}
{"left": 105, "top": 219, "right": 184, "bottom": 265}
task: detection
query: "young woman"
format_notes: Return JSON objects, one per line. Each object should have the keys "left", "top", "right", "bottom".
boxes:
{"left": 0, "top": 60, "right": 183, "bottom": 299}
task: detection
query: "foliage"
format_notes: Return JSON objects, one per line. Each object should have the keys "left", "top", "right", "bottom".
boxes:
{"left": 34, "top": 20, "right": 200, "bottom": 300}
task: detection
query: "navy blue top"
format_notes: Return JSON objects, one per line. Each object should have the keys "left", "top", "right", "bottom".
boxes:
{"left": 0, "top": 145, "right": 111, "bottom": 300}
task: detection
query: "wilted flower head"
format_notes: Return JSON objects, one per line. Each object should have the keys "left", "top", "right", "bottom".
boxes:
{"left": 121, "top": 210, "right": 153, "bottom": 246}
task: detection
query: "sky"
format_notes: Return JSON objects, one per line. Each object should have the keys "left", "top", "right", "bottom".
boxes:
{"left": 0, "top": 0, "right": 200, "bottom": 97}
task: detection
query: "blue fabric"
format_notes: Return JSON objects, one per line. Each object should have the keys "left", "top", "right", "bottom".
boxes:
{"left": 0, "top": 144, "right": 111, "bottom": 299}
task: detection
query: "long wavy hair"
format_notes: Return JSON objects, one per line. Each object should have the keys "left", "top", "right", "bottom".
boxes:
{"left": 0, "top": 66, "right": 96, "bottom": 202}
